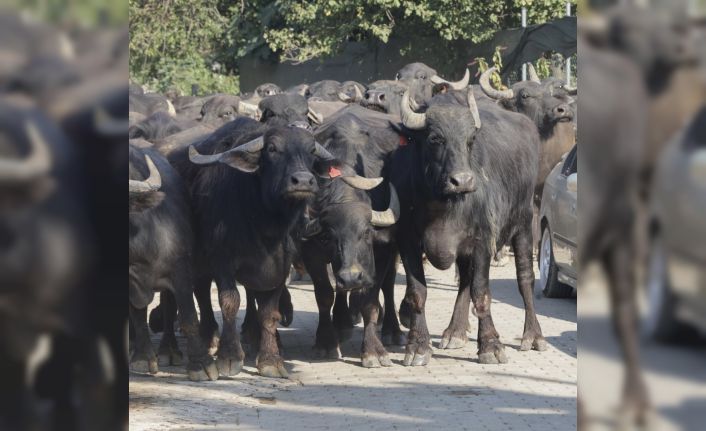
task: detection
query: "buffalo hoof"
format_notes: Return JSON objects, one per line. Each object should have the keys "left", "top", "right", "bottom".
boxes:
{"left": 439, "top": 326, "right": 468, "bottom": 349}
{"left": 188, "top": 357, "right": 218, "bottom": 382}
{"left": 403, "top": 348, "right": 431, "bottom": 367}
{"left": 256, "top": 355, "right": 289, "bottom": 379}
{"left": 361, "top": 353, "right": 393, "bottom": 368}
{"left": 398, "top": 302, "right": 412, "bottom": 329}
{"left": 312, "top": 345, "right": 341, "bottom": 360}
{"left": 520, "top": 333, "right": 548, "bottom": 352}
{"left": 381, "top": 330, "right": 407, "bottom": 346}
{"left": 478, "top": 339, "right": 508, "bottom": 364}
{"left": 158, "top": 346, "right": 184, "bottom": 367}
{"left": 216, "top": 355, "right": 244, "bottom": 377}
{"left": 130, "top": 357, "right": 158, "bottom": 375}
{"left": 615, "top": 404, "right": 659, "bottom": 431}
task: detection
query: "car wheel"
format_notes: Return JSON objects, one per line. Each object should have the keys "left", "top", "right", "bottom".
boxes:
{"left": 538, "top": 226, "right": 572, "bottom": 298}
{"left": 643, "top": 236, "right": 687, "bottom": 343}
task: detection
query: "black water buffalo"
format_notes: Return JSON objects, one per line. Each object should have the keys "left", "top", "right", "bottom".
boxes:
{"left": 383, "top": 88, "right": 545, "bottom": 366}
{"left": 128, "top": 111, "right": 189, "bottom": 142}
{"left": 258, "top": 93, "right": 319, "bottom": 128}
{"left": 300, "top": 105, "right": 404, "bottom": 363}
{"left": 200, "top": 94, "right": 241, "bottom": 126}
{"left": 180, "top": 117, "right": 363, "bottom": 378}
{"left": 360, "top": 80, "right": 410, "bottom": 117}
{"left": 395, "top": 62, "right": 470, "bottom": 105}
{"left": 173, "top": 95, "right": 212, "bottom": 122}
{"left": 128, "top": 144, "right": 217, "bottom": 381}
{"left": 0, "top": 101, "right": 88, "bottom": 430}
{"left": 339, "top": 81, "right": 366, "bottom": 103}
{"left": 479, "top": 67, "right": 575, "bottom": 250}
{"left": 307, "top": 80, "right": 342, "bottom": 101}
{"left": 307, "top": 80, "right": 366, "bottom": 103}
{"left": 254, "top": 83, "right": 282, "bottom": 98}
{"left": 129, "top": 92, "right": 175, "bottom": 117}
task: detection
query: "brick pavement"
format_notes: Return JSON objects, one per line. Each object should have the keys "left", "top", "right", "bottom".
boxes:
{"left": 130, "top": 258, "right": 577, "bottom": 430}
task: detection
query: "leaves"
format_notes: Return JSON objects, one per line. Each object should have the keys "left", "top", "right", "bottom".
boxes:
{"left": 130, "top": 0, "right": 576, "bottom": 93}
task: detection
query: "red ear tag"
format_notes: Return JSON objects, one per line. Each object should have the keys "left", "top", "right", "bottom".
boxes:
{"left": 328, "top": 166, "right": 342, "bottom": 178}
{"left": 399, "top": 134, "right": 408, "bottom": 146}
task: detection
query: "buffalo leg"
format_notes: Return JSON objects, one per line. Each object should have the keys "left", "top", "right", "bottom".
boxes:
{"left": 397, "top": 231, "right": 432, "bottom": 366}
{"left": 360, "top": 283, "right": 393, "bottom": 367}
{"left": 157, "top": 291, "right": 183, "bottom": 366}
{"left": 241, "top": 289, "right": 259, "bottom": 348}
{"left": 604, "top": 243, "right": 651, "bottom": 425}
{"left": 172, "top": 285, "right": 218, "bottom": 381}
{"left": 279, "top": 286, "right": 294, "bottom": 327}
{"left": 512, "top": 226, "right": 547, "bottom": 351}
{"left": 439, "top": 256, "right": 472, "bottom": 349}
{"left": 194, "top": 275, "right": 219, "bottom": 355}
{"left": 471, "top": 247, "right": 508, "bottom": 364}
{"left": 301, "top": 244, "right": 340, "bottom": 359}
{"left": 379, "top": 251, "right": 406, "bottom": 346}
{"left": 0, "top": 355, "right": 33, "bottom": 429}
{"left": 214, "top": 272, "right": 245, "bottom": 377}
{"left": 332, "top": 290, "right": 355, "bottom": 341}
{"left": 253, "top": 287, "right": 288, "bottom": 378}
{"left": 128, "top": 304, "right": 158, "bottom": 374}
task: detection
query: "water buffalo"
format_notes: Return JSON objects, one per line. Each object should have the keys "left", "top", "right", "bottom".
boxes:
{"left": 396, "top": 62, "right": 470, "bottom": 105}
{"left": 360, "top": 80, "right": 410, "bottom": 117}
{"left": 180, "top": 117, "right": 364, "bottom": 378}
{"left": 479, "top": 66, "right": 575, "bottom": 250}
{"left": 129, "top": 144, "right": 218, "bottom": 381}
{"left": 200, "top": 94, "right": 241, "bottom": 126}
{"left": 129, "top": 92, "right": 175, "bottom": 117}
{"left": 0, "top": 101, "right": 89, "bottom": 429}
{"left": 300, "top": 105, "right": 404, "bottom": 363}
{"left": 384, "top": 88, "right": 545, "bottom": 366}
{"left": 128, "top": 111, "right": 189, "bottom": 142}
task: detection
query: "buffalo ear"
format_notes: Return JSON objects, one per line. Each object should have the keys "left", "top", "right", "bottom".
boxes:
{"left": 219, "top": 150, "right": 261, "bottom": 173}
{"left": 499, "top": 97, "right": 516, "bottom": 111}
{"left": 313, "top": 157, "right": 346, "bottom": 178}
{"left": 432, "top": 83, "right": 450, "bottom": 96}
{"left": 388, "top": 121, "right": 418, "bottom": 146}
{"left": 129, "top": 191, "right": 166, "bottom": 213}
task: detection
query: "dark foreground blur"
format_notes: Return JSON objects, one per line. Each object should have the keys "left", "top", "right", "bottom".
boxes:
{"left": 579, "top": 1, "right": 705, "bottom": 430}
{"left": 0, "top": 5, "right": 127, "bottom": 431}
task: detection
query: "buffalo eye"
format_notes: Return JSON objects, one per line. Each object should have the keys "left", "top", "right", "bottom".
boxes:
{"left": 521, "top": 92, "right": 530, "bottom": 99}
{"left": 395, "top": 73, "right": 401, "bottom": 80}
{"left": 419, "top": 74, "right": 426, "bottom": 79}
{"left": 429, "top": 136, "right": 444, "bottom": 146}
{"left": 267, "top": 145, "right": 278, "bottom": 153}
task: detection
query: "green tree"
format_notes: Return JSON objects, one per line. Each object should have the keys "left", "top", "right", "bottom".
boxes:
{"left": 129, "top": 0, "right": 238, "bottom": 94}
{"left": 130, "top": 0, "right": 575, "bottom": 94}
{"left": 260, "top": 0, "right": 574, "bottom": 63}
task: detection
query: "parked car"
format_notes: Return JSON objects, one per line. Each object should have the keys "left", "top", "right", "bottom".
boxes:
{"left": 644, "top": 108, "right": 706, "bottom": 341}
{"left": 538, "top": 144, "right": 577, "bottom": 298}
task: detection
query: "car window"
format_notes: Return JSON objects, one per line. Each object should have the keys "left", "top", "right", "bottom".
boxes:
{"left": 561, "top": 145, "right": 577, "bottom": 176}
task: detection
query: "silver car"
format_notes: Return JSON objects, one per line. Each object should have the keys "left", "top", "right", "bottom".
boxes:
{"left": 538, "top": 144, "right": 577, "bottom": 298}
{"left": 644, "top": 112, "right": 706, "bottom": 341}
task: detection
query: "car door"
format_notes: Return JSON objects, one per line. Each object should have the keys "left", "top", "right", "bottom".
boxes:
{"left": 552, "top": 145, "right": 578, "bottom": 278}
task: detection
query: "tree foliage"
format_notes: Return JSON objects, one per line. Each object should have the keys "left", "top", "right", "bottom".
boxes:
{"left": 130, "top": 0, "right": 575, "bottom": 94}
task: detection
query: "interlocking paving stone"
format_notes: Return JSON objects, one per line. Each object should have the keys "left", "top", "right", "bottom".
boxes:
{"left": 130, "top": 258, "right": 577, "bottom": 430}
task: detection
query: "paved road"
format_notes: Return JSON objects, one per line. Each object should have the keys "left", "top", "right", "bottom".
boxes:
{"left": 579, "top": 268, "right": 706, "bottom": 431}
{"left": 130, "top": 258, "right": 577, "bottom": 430}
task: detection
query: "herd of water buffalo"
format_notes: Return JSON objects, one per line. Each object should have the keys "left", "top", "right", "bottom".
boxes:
{"left": 128, "top": 61, "right": 577, "bottom": 381}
